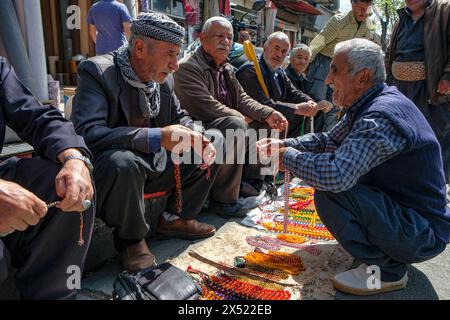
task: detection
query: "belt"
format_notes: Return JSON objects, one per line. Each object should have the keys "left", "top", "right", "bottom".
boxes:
{"left": 392, "top": 61, "right": 426, "bottom": 81}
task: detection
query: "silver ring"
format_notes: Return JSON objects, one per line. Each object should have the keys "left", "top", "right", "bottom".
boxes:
{"left": 82, "top": 199, "right": 92, "bottom": 210}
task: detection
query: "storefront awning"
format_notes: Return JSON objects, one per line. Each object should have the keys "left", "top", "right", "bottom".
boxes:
{"left": 272, "top": 0, "right": 322, "bottom": 16}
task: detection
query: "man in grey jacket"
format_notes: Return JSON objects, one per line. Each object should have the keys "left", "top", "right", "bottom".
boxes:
{"left": 71, "top": 13, "right": 217, "bottom": 273}
{"left": 174, "top": 17, "right": 288, "bottom": 204}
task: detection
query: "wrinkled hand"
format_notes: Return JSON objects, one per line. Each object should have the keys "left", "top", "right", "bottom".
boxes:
{"left": 0, "top": 180, "right": 47, "bottom": 235}
{"left": 295, "top": 101, "right": 318, "bottom": 117}
{"left": 162, "top": 125, "right": 216, "bottom": 165}
{"left": 256, "top": 138, "right": 285, "bottom": 158}
{"left": 265, "top": 111, "right": 288, "bottom": 131}
{"left": 244, "top": 115, "right": 254, "bottom": 124}
{"left": 55, "top": 157, "right": 94, "bottom": 212}
{"left": 316, "top": 100, "right": 334, "bottom": 113}
{"left": 200, "top": 139, "right": 216, "bottom": 166}
{"left": 437, "top": 80, "right": 450, "bottom": 95}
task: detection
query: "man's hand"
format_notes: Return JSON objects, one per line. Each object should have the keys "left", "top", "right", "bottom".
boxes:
{"left": 265, "top": 111, "right": 288, "bottom": 131}
{"left": 162, "top": 124, "right": 216, "bottom": 164}
{"left": 256, "top": 138, "right": 285, "bottom": 158}
{"left": 316, "top": 100, "right": 334, "bottom": 113}
{"left": 437, "top": 80, "right": 450, "bottom": 95}
{"left": 56, "top": 149, "right": 94, "bottom": 212}
{"left": 295, "top": 101, "right": 318, "bottom": 117}
{"left": 277, "top": 147, "right": 289, "bottom": 172}
{"left": 0, "top": 180, "right": 47, "bottom": 235}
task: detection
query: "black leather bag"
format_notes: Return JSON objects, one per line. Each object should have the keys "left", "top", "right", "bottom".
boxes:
{"left": 113, "top": 262, "right": 202, "bottom": 300}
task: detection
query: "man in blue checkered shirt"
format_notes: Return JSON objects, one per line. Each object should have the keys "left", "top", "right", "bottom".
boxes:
{"left": 258, "top": 38, "right": 450, "bottom": 296}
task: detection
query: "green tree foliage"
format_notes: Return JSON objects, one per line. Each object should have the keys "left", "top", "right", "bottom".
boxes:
{"left": 372, "top": 0, "right": 404, "bottom": 50}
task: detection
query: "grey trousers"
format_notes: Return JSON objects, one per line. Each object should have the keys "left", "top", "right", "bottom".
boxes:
{"left": 307, "top": 53, "right": 339, "bottom": 132}
{"left": 0, "top": 157, "right": 95, "bottom": 299}
{"left": 204, "top": 116, "right": 248, "bottom": 203}
{"left": 93, "top": 149, "right": 217, "bottom": 241}
{"left": 315, "top": 184, "right": 446, "bottom": 281}
{"left": 393, "top": 78, "right": 450, "bottom": 183}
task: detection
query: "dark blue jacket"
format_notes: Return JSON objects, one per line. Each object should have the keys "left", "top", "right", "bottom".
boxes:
{"left": 236, "top": 56, "right": 313, "bottom": 121}
{"left": 356, "top": 85, "right": 450, "bottom": 243}
{"left": 0, "top": 57, "right": 89, "bottom": 161}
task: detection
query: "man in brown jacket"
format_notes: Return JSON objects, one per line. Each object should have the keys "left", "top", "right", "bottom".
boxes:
{"left": 174, "top": 17, "right": 287, "bottom": 213}
{"left": 385, "top": 0, "right": 450, "bottom": 183}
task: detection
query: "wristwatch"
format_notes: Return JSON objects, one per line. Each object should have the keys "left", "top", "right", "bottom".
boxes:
{"left": 63, "top": 154, "right": 93, "bottom": 174}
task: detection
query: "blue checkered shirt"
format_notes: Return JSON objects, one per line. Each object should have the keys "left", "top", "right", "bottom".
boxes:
{"left": 283, "top": 83, "right": 407, "bottom": 192}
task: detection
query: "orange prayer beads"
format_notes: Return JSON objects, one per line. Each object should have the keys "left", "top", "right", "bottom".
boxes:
{"left": 243, "top": 251, "right": 305, "bottom": 276}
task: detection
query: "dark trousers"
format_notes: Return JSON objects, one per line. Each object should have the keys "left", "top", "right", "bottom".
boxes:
{"left": 271, "top": 104, "right": 307, "bottom": 138}
{"left": 243, "top": 120, "right": 277, "bottom": 182}
{"left": 393, "top": 78, "right": 450, "bottom": 183}
{"left": 307, "top": 53, "right": 339, "bottom": 132}
{"left": 93, "top": 149, "right": 217, "bottom": 241}
{"left": 204, "top": 116, "right": 248, "bottom": 203}
{"left": 0, "top": 157, "right": 95, "bottom": 299}
{"left": 315, "top": 184, "right": 446, "bottom": 281}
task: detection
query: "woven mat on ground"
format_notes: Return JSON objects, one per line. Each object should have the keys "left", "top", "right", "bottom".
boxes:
{"left": 169, "top": 222, "right": 353, "bottom": 300}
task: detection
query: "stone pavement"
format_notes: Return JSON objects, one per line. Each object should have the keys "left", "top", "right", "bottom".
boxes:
{"left": 77, "top": 211, "right": 450, "bottom": 300}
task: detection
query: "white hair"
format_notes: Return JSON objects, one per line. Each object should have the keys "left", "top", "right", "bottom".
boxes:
{"left": 334, "top": 38, "right": 386, "bottom": 84}
{"left": 290, "top": 44, "right": 311, "bottom": 62}
{"left": 202, "top": 16, "right": 233, "bottom": 34}
{"left": 265, "top": 31, "right": 290, "bottom": 47}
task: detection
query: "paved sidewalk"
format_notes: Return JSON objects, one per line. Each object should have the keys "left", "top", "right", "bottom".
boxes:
{"left": 77, "top": 211, "right": 450, "bottom": 300}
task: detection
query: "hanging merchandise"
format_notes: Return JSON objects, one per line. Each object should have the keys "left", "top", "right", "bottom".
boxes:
{"left": 183, "top": 0, "right": 200, "bottom": 26}
{"left": 219, "top": 0, "right": 231, "bottom": 16}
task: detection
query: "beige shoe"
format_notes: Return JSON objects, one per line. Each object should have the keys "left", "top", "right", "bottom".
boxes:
{"left": 333, "top": 264, "right": 408, "bottom": 296}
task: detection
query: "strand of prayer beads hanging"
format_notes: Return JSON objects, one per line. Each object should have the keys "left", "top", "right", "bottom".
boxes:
{"left": 173, "top": 163, "right": 183, "bottom": 214}
{"left": 47, "top": 201, "right": 85, "bottom": 246}
{"left": 173, "top": 140, "right": 212, "bottom": 214}
{"left": 282, "top": 123, "right": 290, "bottom": 233}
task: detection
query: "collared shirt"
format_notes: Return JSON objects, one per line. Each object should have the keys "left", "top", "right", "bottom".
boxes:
{"left": 309, "top": 11, "right": 371, "bottom": 61}
{"left": 394, "top": 0, "right": 432, "bottom": 62}
{"left": 200, "top": 48, "right": 233, "bottom": 108}
{"left": 282, "top": 83, "right": 407, "bottom": 192}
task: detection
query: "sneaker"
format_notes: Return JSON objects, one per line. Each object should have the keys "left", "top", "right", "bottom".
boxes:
{"left": 209, "top": 199, "right": 250, "bottom": 218}
{"left": 333, "top": 263, "right": 408, "bottom": 296}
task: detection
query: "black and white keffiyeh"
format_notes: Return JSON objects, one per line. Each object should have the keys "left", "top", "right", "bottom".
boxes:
{"left": 115, "top": 12, "right": 185, "bottom": 119}
{"left": 116, "top": 44, "right": 160, "bottom": 119}
{"left": 131, "top": 12, "right": 185, "bottom": 46}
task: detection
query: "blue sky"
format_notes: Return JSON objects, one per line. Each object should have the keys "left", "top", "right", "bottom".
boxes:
{"left": 340, "top": 1, "right": 352, "bottom": 12}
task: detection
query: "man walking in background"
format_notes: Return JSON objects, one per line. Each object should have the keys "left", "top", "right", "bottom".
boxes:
{"left": 87, "top": 0, "right": 132, "bottom": 55}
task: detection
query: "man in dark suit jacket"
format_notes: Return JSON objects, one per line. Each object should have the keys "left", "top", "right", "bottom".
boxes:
{"left": 0, "top": 57, "right": 95, "bottom": 299}
{"left": 71, "top": 12, "right": 217, "bottom": 273}
{"left": 236, "top": 32, "right": 318, "bottom": 138}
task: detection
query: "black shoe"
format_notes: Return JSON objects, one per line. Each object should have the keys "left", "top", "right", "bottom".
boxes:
{"left": 209, "top": 200, "right": 250, "bottom": 219}
{"left": 240, "top": 180, "right": 261, "bottom": 197}
{"left": 262, "top": 181, "right": 278, "bottom": 201}
{"left": 243, "top": 179, "right": 278, "bottom": 201}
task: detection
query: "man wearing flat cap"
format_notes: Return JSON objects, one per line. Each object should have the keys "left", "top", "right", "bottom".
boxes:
{"left": 71, "top": 12, "right": 218, "bottom": 273}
